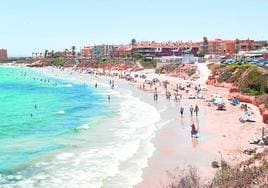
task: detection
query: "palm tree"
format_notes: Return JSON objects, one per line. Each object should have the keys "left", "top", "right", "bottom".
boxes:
{"left": 32, "top": 52, "right": 34, "bottom": 58}
{"left": 44, "top": 50, "right": 48, "bottom": 58}
{"left": 131, "top": 39, "right": 137, "bottom": 60}
{"left": 51, "top": 50, "right": 54, "bottom": 58}
{"left": 35, "top": 53, "right": 38, "bottom": 59}
{"left": 235, "top": 38, "right": 240, "bottom": 54}
{"left": 64, "top": 49, "right": 68, "bottom": 57}
{"left": 71, "top": 46, "right": 76, "bottom": 58}
{"left": 203, "top": 37, "right": 208, "bottom": 55}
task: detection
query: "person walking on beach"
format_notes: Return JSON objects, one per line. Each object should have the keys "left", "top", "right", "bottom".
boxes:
{"left": 153, "top": 92, "right": 158, "bottom": 102}
{"left": 190, "top": 105, "right": 194, "bottom": 116}
{"left": 194, "top": 105, "right": 199, "bottom": 116}
{"left": 174, "top": 93, "right": 178, "bottom": 103}
{"left": 191, "top": 123, "right": 198, "bottom": 138}
{"left": 107, "top": 95, "right": 111, "bottom": 102}
{"left": 95, "top": 83, "right": 98, "bottom": 88}
{"left": 180, "top": 107, "right": 184, "bottom": 118}
{"left": 111, "top": 80, "right": 115, "bottom": 89}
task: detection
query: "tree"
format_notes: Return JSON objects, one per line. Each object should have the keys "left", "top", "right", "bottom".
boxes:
{"left": 44, "top": 50, "right": 48, "bottom": 58}
{"left": 235, "top": 38, "right": 240, "bottom": 54}
{"left": 131, "top": 39, "right": 138, "bottom": 60}
{"left": 51, "top": 50, "right": 54, "bottom": 58}
{"left": 71, "top": 46, "right": 76, "bottom": 58}
{"left": 64, "top": 49, "right": 68, "bottom": 57}
{"left": 203, "top": 37, "right": 209, "bottom": 55}
{"left": 131, "top": 38, "right": 137, "bottom": 47}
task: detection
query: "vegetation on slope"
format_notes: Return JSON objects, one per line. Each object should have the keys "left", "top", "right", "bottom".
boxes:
{"left": 166, "top": 151, "right": 268, "bottom": 188}
{"left": 51, "top": 58, "right": 66, "bottom": 66}
{"left": 209, "top": 63, "right": 268, "bottom": 97}
{"left": 139, "top": 59, "right": 157, "bottom": 69}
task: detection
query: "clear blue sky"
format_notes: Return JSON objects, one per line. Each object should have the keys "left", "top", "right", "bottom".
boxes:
{"left": 1, "top": 0, "right": 267, "bottom": 57}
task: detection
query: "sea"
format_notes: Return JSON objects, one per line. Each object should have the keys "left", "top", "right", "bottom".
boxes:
{"left": 0, "top": 66, "right": 160, "bottom": 188}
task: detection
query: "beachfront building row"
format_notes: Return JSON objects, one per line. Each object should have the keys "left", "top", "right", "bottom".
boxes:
{"left": 0, "top": 49, "right": 8, "bottom": 60}
{"left": 132, "top": 39, "right": 267, "bottom": 58}
{"left": 73, "top": 39, "right": 268, "bottom": 60}
{"left": 132, "top": 41, "right": 199, "bottom": 59}
{"left": 79, "top": 45, "right": 131, "bottom": 60}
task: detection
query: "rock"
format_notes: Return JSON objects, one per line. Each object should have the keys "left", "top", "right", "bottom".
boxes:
{"left": 262, "top": 110, "right": 268, "bottom": 124}
{"left": 229, "top": 86, "right": 239, "bottom": 93}
{"left": 211, "top": 161, "right": 220, "bottom": 168}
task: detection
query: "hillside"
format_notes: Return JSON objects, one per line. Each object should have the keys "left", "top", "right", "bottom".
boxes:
{"left": 208, "top": 63, "right": 268, "bottom": 107}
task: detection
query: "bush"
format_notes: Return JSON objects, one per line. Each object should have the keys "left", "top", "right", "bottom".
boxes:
{"left": 218, "top": 71, "right": 232, "bottom": 82}
{"left": 52, "top": 58, "right": 66, "bottom": 66}
{"left": 165, "top": 166, "right": 205, "bottom": 188}
{"left": 239, "top": 67, "right": 268, "bottom": 95}
{"left": 185, "top": 69, "right": 197, "bottom": 77}
{"left": 140, "top": 59, "right": 157, "bottom": 69}
{"left": 155, "top": 68, "right": 161, "bottom": 74}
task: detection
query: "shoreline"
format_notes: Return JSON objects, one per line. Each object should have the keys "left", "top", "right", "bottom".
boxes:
{"left": 1, "top": 64, "right": 267, "bottom": 187}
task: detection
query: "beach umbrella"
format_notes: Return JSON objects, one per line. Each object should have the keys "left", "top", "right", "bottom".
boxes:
{"left": 213, "top": 97, "right": 225, "bottom": 105}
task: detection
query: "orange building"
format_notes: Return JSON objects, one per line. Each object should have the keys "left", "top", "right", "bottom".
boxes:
{"left": 81, "top": 46, "right": 92, "bottom": 59}
{"left": 0, "top": 49, "right": 8, "bottom": 60}
{"left": 239, "top": 39, "right": 257, "bottom": 51}
{"left": 206, "top": 39, "right": 235, "bottom": 55}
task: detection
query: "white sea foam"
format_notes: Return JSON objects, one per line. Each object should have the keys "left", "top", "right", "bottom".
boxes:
{"left": 77, "top": 124, "right": 90, "bottom": 130}
{"left": 63, "top": 84, "right": 73, "bottom": 87}
{"left": 56, "top": 110, "right": 65, "bottom": 115}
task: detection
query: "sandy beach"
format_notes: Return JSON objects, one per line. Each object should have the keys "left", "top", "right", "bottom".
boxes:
{"left": 7, "top": 63, "right": 267, "bottom": 187}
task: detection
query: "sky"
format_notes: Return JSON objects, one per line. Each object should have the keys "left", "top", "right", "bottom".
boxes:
{"left": 0, "top": 0, "right": 268, "bottom": 57}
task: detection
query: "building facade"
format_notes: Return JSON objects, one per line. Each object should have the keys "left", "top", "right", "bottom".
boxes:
{"left": 80, "top": 46, "right": 92, "bottom": 59}
{"left": 132, "top": 41, "right": 199, "bottom": 59}
{"left": 0, "top": 49, "right": 8, "bottom": 60}
{"left": 110, "top": 45, "right": 131, "bottom": 58}
{"left": 205, "top": 39, "right": 236, "bottom": 55}
{"left": 91, "top": 45, "right": 114, "bottom": 60}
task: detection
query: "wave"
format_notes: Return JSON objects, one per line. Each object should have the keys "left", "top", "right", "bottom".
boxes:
{"left": 63, "top": 84, "right": 73, "bottom": 88}
{"left": 56, "top": 110, "right": 65, "bottom": 115}
{"left": 76, "top": 124, "right": 90, "bottom": 130}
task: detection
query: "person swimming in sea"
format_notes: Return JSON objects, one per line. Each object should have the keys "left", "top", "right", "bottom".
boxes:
{"left": 107, "top": 95, "right": 111, "bottom": 102}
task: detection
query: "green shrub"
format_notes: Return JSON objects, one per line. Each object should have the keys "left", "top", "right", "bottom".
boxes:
{"left": 52, "top": 58, "right": 66, "bottom": 66}
{"left": 238, "top": 67, "right": 268, "bottom": 95}
{"left": 140, "top": 59, "right": 157, "bottom": 69}
{"left": 185, "top": 69, "right": 196, "bottom": 76}
{"left": 218, "top": 71, "right": 232, "bottom": 82}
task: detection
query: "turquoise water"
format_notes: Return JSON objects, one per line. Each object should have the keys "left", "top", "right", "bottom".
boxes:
{"left": 0, "top": 67, "right": 109, "bottom": 174}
